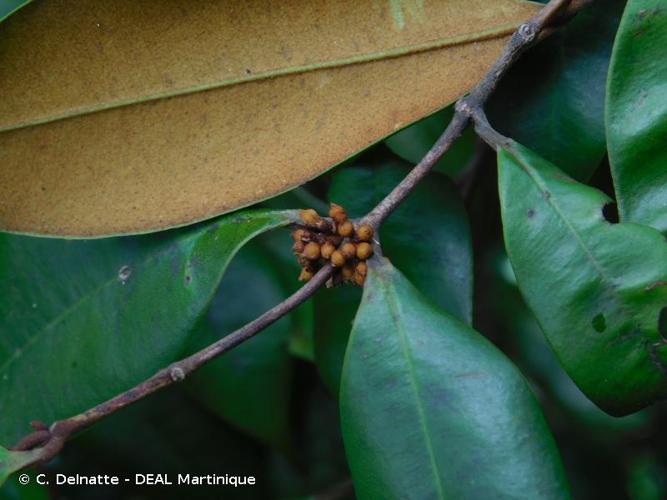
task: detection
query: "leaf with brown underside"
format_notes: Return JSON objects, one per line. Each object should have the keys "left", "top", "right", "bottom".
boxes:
{"left": 0, "top": 0, "right": 538, "bottom": 237}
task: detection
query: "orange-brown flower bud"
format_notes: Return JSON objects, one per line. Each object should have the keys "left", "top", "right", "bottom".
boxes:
{"left": 337, "top": 220, "right": 354, "bottom": 237}
{"left": 303, "top": 241, "right": 321, "bottom": 260}
{"left": 300, "top": 208, "right": 321, "bottom": 226}
{"left": 355, "top": 224, "right": 374, "bottom": 242}
{"left": 331, "top": 250, "right": 346, "bottom": 267}
{"left": 299, "top": 269, "right": 314, "bottom": 282}
{"left": 341, "top": 242, "right": 356, "bottom": 259}
{"left": 353, "top": 272, "right": 366, "bottom": 286}
{"left": 292, "top": 228, "right": 306, "bottom": 242}
{"left": 329, "top": 203, "right": 348, "bottom": 224}
{"left": 356, "top": 242, "right": 373, "bottom": 260}
{"left": 321, "top": 241, "right": 336, "bottom": 259}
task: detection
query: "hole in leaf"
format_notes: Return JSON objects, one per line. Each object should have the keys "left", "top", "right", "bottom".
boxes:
{"left": 602, "top": 202, "right": 619, "bottom": 223}
{"left": 659, "top": 307, "right": 667, "bottom": 340}
{"left": 527, "top": 208, "right": 535, "bottom": 218}
{"left": 592, "top": 313, "right": 607, "bottom": 333}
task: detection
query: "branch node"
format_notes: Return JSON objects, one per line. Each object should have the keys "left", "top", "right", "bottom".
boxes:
{"left": 454, "top": 98, "right": 473, "bottom": 117}
{"left": 169, "top": 366, "right": 186, "bottom": 382}
{"left": 4, "top": 0, "right": 583, "bottom": 474}
{"left": 518, "top": 23, "right": 537, "bottom": 42}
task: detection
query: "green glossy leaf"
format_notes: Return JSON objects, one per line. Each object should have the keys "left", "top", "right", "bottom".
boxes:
{"left": 490, "top": 249, "right": 648, "bottom": 431}
{"left": 0, "top": 0, "right": 31, "bottom": 24}
{"left": 184, "top": 242, "right": 293, "bottom": 451}
{"left": 328, "top": 161, "right": 473, "bottom": 323}
{"left": 316, "top": 162, "right": 473, "bottom": 394}
{"left": 0, "top": 446, "right": 40, "bottom": 487}
{"left": 385, "top": 104, "right": 476, "bottom": 177}
{"left": 257, "top": 230, "right": 316, "bottom": 362}
{"left": 313, "top": 286, "right": 362, "bottom": 394}
{"left": 0, "top": 210, "right": 294, "bottom": 445}
{"left": 488, "top": 0, "right": 625, "bottom": 180}
{"left": 606, "top": 0, "right": 667, "bottom": 233}
{"left": 498, "top": 142, "right": 667, "bottom": 415}
{"left": 340, "top": 257, "right": 569, "bottom": 499}
{"left": 0, "top": 471, "right": 49, "bottom": 499}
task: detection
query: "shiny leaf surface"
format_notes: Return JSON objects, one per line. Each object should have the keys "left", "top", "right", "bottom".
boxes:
{"left": 0, "top": 447, "right": 40, "bottom": 487}
{"left": 340, "top": 257, "right": 569, "bottom": 499}
{"left": 0, "top": 210, "right": 293, "bottom": 444}
{"left": 184, "top": 242, "right": 293, "bottom": 450}
{"left": 498, "top": 143, "right": 667, "bottom": 415}
{"left": 606, "top": 0, "right": 667, "bottom": 233}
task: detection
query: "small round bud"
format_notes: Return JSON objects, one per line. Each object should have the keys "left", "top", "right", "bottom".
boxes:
{"left": 292, "top": 228, "right": 306, "bottom": 242}
{"left": 341, "top": 242, "right": 356, "bottom": 259}
{"left": 293, "top": 241, "right": 305, "bottom": 253}
{"left": 356, "top": 224, "right": 374, "bottom": 242}
{"left": 337, "top": 220, "right": 354, "bottom": 237}
{"left": 321, "top": 241, "right": 335, "bottom": 259}
{"left": 356, "top": 261, "right": 367, "bottom": 276}
{"left": 299, "top": 269, "right": 314, "bottom": 282}
{"left": 300, "top": 208, "right": 321, "bottom": 226}
{"left": 356, "top": 242, "right": 373, "bottom": 260}
{"left": 303, "top": 241, "right": 321, "bottom": 260}
{"left": 329, "top": 203, "right": 348, "bottom": 224}
{"left": 331, "top": 250, "right": 346, "bottom": 267}
{"left": 353, "top": 272, "right": 366, "bottom": 286}
{"left": 341, "top": 264, "right": 355, "bottom": 279}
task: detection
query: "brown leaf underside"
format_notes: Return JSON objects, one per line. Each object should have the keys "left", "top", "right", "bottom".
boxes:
{"left": 0, "top": 0, "right": 537, "bottom": 236}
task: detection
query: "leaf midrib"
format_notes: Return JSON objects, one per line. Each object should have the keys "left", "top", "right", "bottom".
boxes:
{"left": 1, "top": 23, "right": 519, "bottom": 134}
{"left": 509, "top": 148, "right": 616, "bottom": 286}
{"left": 508, "top": 148, "right": 667, "bottom": 371}
{"left": 381, "top": 271, "right": 445, "bottom": 500}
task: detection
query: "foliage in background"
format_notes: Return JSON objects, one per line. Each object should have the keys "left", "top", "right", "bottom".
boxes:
{"left": 2, "top": 0, "right": 667, "bottom": 499}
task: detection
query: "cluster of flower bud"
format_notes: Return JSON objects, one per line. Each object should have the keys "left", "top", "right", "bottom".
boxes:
{"left": 292, "top": 204, "right": 374, "bottom": 287}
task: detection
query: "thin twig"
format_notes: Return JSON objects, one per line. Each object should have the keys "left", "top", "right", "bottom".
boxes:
{"left": 363, "top": 0, "right": 577, "bottom": 227}
{"left": 12, "top": 264, "right": 334, "bottom": 461}
{"left": 9, "top": 0, "right": 588, "bottom": 471}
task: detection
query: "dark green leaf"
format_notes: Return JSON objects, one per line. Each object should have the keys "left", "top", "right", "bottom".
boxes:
{"left": 0, "top": 471, "right": 49, "bottom": 499}
{"left": 498, "top": 142, "right": 667, "bottom": 415}
{"left": 328, "top": 161, "right": 473, "bottom": 323}
{"left": 340, "top": 257, "right": 569, "bottom": 499}
{"left": 184, "top": 242, "right": 293, "bottom": 450}
{"left": 385, "top": 105, "right": 476, "bottom": 177}
{"left": 317, "top": 161, "right": 473, "bottom": 393}
{"left": 0, "top": 0, "right": 31, "bottom": 23}
{"left": 488, "top": 0, "right": 625, "bottom": 180}
{"left": 0, "top": 210, "right": 294, "bottom": 445}
{"left": 606, "top": 0, "right": 667, "bottom": 234}
{"left": 313, "top": 286, "right": 362, "bottom": 394}
{"left": 257, "top": 230, "right": 317, "bottom": 362}
{"left": 0, "top": 446, "right": 40, "bottom": 487}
